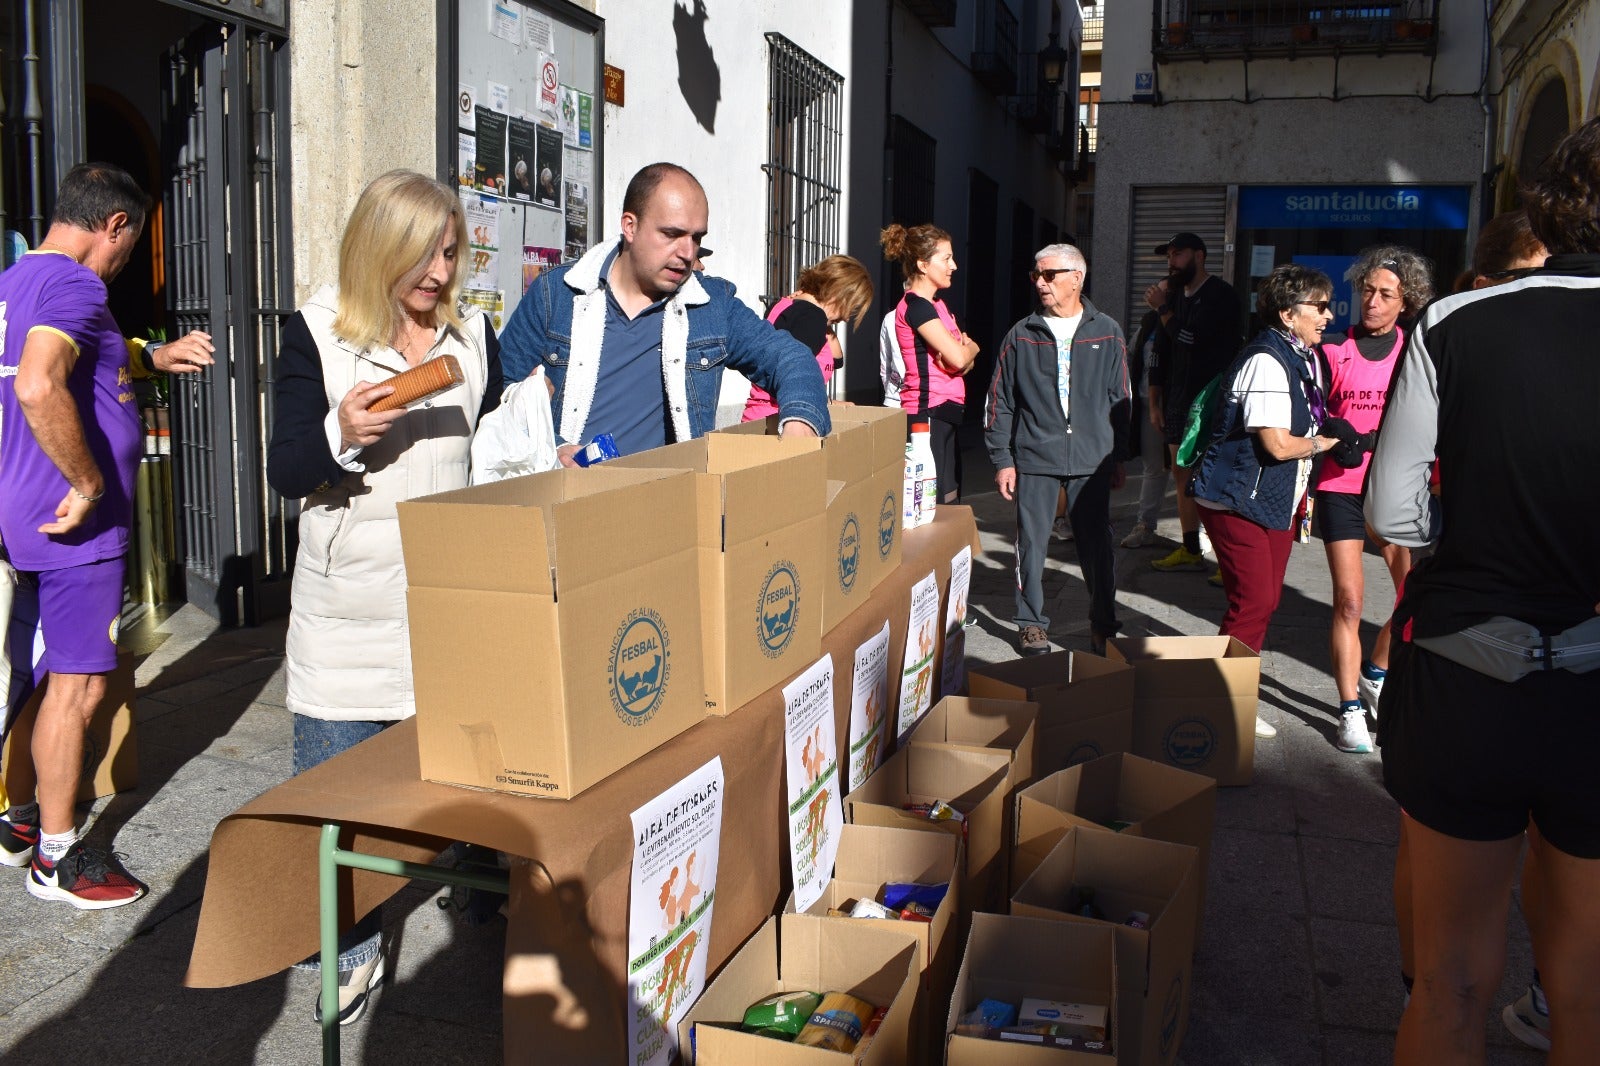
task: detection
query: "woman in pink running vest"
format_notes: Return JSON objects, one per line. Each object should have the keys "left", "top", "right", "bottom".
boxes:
{"left": 1315, "top": 246, "right": 1434, "bottom": 755}
{"left": 742, "top": 255, "right": 873, "bottom": 421}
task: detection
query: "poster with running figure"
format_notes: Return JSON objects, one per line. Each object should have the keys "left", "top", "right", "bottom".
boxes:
{"left": 939, "top": 546, "right": 972, "bottom": 697}
{"left": 897, "top": 571, "right": 941, "bottom": 739}
{"left": 783, "top": 654, "right": 842, "bottom": 914}
{"left": 846, "top": 621, "right": 892, "bottom": 793}
{"left": 627, "top": 757, "right": 724, "bottom": 1066}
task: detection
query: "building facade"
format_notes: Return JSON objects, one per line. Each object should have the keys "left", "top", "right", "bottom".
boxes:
{"left": 1490, "top": 0, "right": 1600, "bottom": 210}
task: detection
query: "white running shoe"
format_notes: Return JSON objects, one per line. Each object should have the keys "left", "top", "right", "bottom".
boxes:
{"left": 1358, "top": 670, "right": 1385, "bottom": 721}
{"left": 1120, "top": 521, "right": 1157, "bottom": 548}
{"left": 1335, "top": 708, "right": 1374, "bottom": 753}
{"left": 1052, "top": 517, "right": 1074, "bottom": 542}
{"left": 1254, "top": 716, "right": 1277, "bottom": 739}
{"left": 1501, "top": 981, "right": 1551, "bottom": 1051}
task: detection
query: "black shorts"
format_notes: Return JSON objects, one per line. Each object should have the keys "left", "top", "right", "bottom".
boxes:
{"left": 1315, "top": 490, "right": 1370, "bottom": 543}
{"left": 928, "top": 418, "right": 961, "bottom": 500}
{"left": 1380, "top": 639, "right": 1600, "bottom": 858}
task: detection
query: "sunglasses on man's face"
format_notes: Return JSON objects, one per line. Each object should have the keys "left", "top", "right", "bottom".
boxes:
{"left": 1296, "top": 300, "right": 1334, "bottom": 314}
{"left": 1029, "top": 267, "right": 1080, "bottom": 283}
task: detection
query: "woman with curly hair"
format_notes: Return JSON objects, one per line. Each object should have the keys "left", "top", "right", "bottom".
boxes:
{"left": 1315, "top": 245, "right": 1434, "bottom": 754}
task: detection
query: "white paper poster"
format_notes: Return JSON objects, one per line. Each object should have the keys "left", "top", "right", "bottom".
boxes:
{"left": 940, "top": 546, "right": 972, "bottom": 697}
{"left": 487, "top": 80, "right": 511, "bottom": 114}
{"left": 538, "top": 52, "right": 561, "bottom": 118}
{"left": 457, "top": 84, "right": 477, "bottom": 129}
{"left": 847, "top": 621, "right": 892, "bottom": 793}
{"left": 627, "top": 757, "right": 725, "bottom": 1066}
{"left": 783, "top": 654, "right": 843, "bottom": 915}
{"left": 897, "top": 571, "right": 941, "bottom": 739}
{"left": 524, "top": 9, "right": 554, "bottom": 51}
{"left": 456, "top": 132, "right": 476, "bottom": 187}
{"left": 1250, "top": 245, "right": 1277, "bottom": 277}
{"left": 463, "top": 194, "right": 500, "bottom": 291}
{"left": 489, "top": 1, "right": 520, "bottom": 42}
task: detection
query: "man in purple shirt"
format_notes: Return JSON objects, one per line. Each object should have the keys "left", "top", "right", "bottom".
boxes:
{"left": 0, "top": 163, "right": 212, "bottom": 909}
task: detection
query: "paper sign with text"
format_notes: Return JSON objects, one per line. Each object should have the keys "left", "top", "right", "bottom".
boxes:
{"left": 847, "top": 621, "right": 892, "bottom": 793}
{"left": 897, "top": 571, "right": 941, "bottom": 738}
{"left": 939, "top": 546, "right": 971, "bottom": 697}
{"left": 784, "top": 654, "right": 842, "bottom": 914}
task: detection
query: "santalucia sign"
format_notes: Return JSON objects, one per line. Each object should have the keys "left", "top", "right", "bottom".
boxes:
{"left": 1239, "top": 184, "right": 1470, "bottom": 231}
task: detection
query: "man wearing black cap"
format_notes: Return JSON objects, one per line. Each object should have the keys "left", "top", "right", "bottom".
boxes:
{"left": 1143, "top": 231, "right": 1241, "bottom": 574}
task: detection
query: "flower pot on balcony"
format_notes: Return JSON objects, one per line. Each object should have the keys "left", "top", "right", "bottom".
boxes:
{"left": 1167, "top": 22, "right": 1189, "bottom": 46}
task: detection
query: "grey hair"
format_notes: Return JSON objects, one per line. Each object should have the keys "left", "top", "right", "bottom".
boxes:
{"left": 1035, "top": 243, "right": 1086, "bottom": 273}
{"left": 1256, "top": 263, "right": 1333, "bottom": 319}
{"left": 1345, "top": 245, "right": 1435, "bottom": 316}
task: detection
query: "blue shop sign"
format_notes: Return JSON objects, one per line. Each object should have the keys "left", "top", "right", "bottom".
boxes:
{"left": 1240, "top": 185, "right": 1470, "bottom": 230}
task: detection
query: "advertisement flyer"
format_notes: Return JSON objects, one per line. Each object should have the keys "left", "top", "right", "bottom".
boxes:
{"left": 522, "top": 245, "right": 561, "bottom": 292}
{"left": 472, "top": 106, "right": 507, "bottom": 194}
{"left": 846, "top": 621, "right": 892, "bottom": 794}
{"left": 562, "top": 86, "right": 594, "bottom": 149}
{"left": 897, "top": 571, "right": 941, "bottom": 739}
{"left": 463, "top": 194, "right": 499, "bottom": 291}
{"left": 939, "top": 545, "right": 972, "bottom": 697}
{"left": 489, "top": 0, "right": 519, "bottom": 42}
{"left": 506, "top": 118, "right": 537, "bottom": 201}
{"left": 783, "top": 655, "right": 842, "bottom": 915}
{"left": 627, "top": 757, "right": 725, "bottom": 1066}
{"left": 538, "top": 52, "right": 561, "bottom": 119}
{"left": 534, "top": 124, "right": 564, "bottom": 208}
{"left": 563, "top": 180, "right": 590, "bottom": 261}
{"left": 456, "top": 132, "right": 476, "bottom": 190}
{"left": 461, "top": 289, "right": 504, "bottom": 332}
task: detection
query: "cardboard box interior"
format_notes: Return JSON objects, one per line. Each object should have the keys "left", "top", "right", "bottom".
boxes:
{"left": 398, "top": 465, "right": 707, "bottom": 799}
{"left": 1107, "top": 636, "right": 1261, "bottom": 787}
{"left": 967, "top": 651, "right": 1135, "bottom": 777}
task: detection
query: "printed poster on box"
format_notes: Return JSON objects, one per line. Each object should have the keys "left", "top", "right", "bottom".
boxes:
{"left": 627, "top": 756, "right": 725, "bottom": 1066}
{"left": 783, "top": 655, "right": 843, "bottom": 914}
{"left": 940, "top": 545, "right": 971, "bottom": 697}
{"left": 897, "top": 571, "right": 940, "bottom": 739}
{"left": 847, "top": 621, "right": 892, "bottom": 793}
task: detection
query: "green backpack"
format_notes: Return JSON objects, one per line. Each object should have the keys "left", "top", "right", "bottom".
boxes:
{"left": 1175, "top": 373, "right": 1225, "bottom": 469}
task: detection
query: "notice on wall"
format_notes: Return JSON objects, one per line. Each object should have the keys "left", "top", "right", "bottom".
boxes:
{"left": 535, "top": 125, "right": 564, "bottom": 209}
{"left": 507, "top": 118, "right": 537, "bottom": 202}
{"left": 463, "top": 194, "right": 500, "bottom": 290}
{"left": 457, "top": 84, "right": 477, "bottom": 129}
{"left": 897, "top": 571, "right": 941, "bottom": 739}
{"left": 846, "top": 621, "right": 892, "bottom": 794}
{"left": 524, "top": 8, "right": 554, "bottom": 52}
{"left": 783, "top": 654, "right": 842, "bottom": 915}
{"left": 489, "top": 0, "right": 520, "bottom": 42}
{"left": 564, "top": 180, "right": 590, "bottom": 261}
{"left": 456, "top": 132, "right": 476, "bottom": 191}
{"left": 461, "top": 288, "right": 504, "bottom": 332}
{"left": 523, "top": 245, "right": 561, "bottom": 291}
{"left": 627, "top": 757, "right": 724, "bottom": 1066}
{"left": 473, "top": 106, "right": 508, "bottom": 194}
{"left": 1250, "top": 245, "right": 1277, "bottom": 278}
{"left": 538, "top": 52, "right": 561, "bottom": 119}
{"left": 562, "top": 86, "right": 594, "bottom": 149}
{"left": 939, "top": 546, "right": 972, "bottom": 697}
{"left": 566, "top": 149, "right": 592, "bottom": 188}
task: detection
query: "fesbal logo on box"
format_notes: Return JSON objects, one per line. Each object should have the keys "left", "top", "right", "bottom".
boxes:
{"left": 837, "top": 513, "right": 861, "bottom": 594}
{"left": 757, "top": 560, "right": 801, "bottom": 658}
{"left": 1163, "top": 717, "right": 1217, "bottom": 769}
{"left": 609, "top": 607, "right": 671, "bottom": 727}
{"left": 877, "top": 491, "right": 897, "bottom": 560}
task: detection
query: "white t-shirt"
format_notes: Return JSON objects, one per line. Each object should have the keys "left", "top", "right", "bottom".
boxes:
{"left": 878, "top": 309, "right": 903, "bottom": 407}
{"left": 1198, "top": 351, "right": 1316, "bottom": 510}
{"left": 1043, "top": 311, "right": 1083, "bottom": 423}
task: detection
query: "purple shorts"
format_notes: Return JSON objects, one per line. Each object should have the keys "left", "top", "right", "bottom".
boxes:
{"left": 31, "top": 557, "right": 123, "bottom": 679}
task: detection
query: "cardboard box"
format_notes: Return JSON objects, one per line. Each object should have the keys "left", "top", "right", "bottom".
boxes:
{"left": 397, "top": 466, "right": 707, "bottom": 799}
{"left": 1, "top": 653, "right": 138, "bottom": 801}
{"left": 1011, "top": 828, "right": 1200, "bottom": 1066}
{"left": 946, "top": 912, "right": 1118, "bottom": 1065}
{"left": 846, "top": 743, "right": 1011, "bottom": 916}
{"left": 820, "top": 477, "right": 874, "bottom": 634}
{"left": 677, "top": 913, "right": 919, "bottom": 1065}
{"left": 785, "top": 824, "right": 961, "bottom": 1062}
{"left": 1106, "top": 636, "right": 1261, "bottom": 786}
{"left": 967, "top": 651, "right": 1134, "bottom": 775}
{"left": 904, "top": 695, "right": 1039, "bottom": 794}
{"left": 1011, "top": 753, "right": 1216, "bottom": 903}
{"left": 614, "top": 435, "right": 827, "bottom": 715}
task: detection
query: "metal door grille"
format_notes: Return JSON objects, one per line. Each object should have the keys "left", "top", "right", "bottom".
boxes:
{"left": 762, "top": 33, "right": 844, "bottom": 310}
{"left": 1126, "top": 185, "right": 1228, "bottom": 332}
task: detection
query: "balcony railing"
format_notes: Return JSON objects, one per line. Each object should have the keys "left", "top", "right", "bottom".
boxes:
{"left": 1011, "top": 53, "right": 1059, "bottom": 136}
{"left": 1153, "top": 1, "right": 1439, "bottom": 61}
{"left": 1083, "top": 14, "right": 1104, "bottom": 43}
{"left": 972, "top": 0, "right": 1020, "bottom": 95}
{"left": 1085, "top": 123, "right": 1098, "bottom": 155}
{"left": 903, "top": 0, "right": 958, "bottom": 29}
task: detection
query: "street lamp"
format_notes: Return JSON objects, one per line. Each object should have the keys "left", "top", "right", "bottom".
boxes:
{"left": 1039, "top": 30, "right": 1068, "bottom": 90}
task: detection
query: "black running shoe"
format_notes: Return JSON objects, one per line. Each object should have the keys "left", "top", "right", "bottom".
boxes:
{"left": 0, "top": 804, "right": 39, "bottom": 868}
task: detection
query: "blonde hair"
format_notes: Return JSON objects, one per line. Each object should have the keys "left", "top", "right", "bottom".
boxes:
{"left": 333, "top": 170, "right": 468, "bottom": 351}
{"left": 796, "top": 255, "right": 875, "bottom": 329}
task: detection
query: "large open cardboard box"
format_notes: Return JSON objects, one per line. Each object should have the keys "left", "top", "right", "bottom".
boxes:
{"left": 846, "top": 743, "right": 1011, "bottom": 916}
{"left": 397, "top": 466, "right": 706, "bottom": 799}
{"left": 784, "top": 823, "right": 961, "bottom": 1062}
{"left": 2, "top": 653, "right": 138, "bottom": 801}
{"left": 1106, "top": 636, "right": 1261, "bottom": 786}
{"left": 904, "top": 695, "right": 1039, "bottom": 794}
{"left": 946, "top": 912, "right": 1118, "bottom": 1064}
{"left": 1011, "top": 828, "right": 1200, "bottom": 1065}
{"left": 677, "top": 913, "right": 919, "bottom": 1065}
{"left": 615, "top": 435, "right": 826, "bottom": 714}
{"left": 1011, "top": 753, "right": 1216, "bottom": 935}
{"left": 967, "top": 651, "right": 1134, "bottom": 776}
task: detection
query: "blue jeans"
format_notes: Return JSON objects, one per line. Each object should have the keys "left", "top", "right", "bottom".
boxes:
{"left": 292, "top": 714, "right": 388, "bottom": 973}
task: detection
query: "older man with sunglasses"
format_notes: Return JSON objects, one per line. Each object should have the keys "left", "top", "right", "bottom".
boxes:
{"left": 985, "top": 243, "right": 1131, "bottom": 656}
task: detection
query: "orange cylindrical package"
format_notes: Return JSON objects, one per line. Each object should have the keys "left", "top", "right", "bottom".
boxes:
{"left": 368, "top": 354, "right": 465, "bottom": 413}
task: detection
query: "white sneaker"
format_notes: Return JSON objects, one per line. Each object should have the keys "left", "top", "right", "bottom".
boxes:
{"left": 312, "top": 952, "right": 387, "bottom": 1027}
{"left": 1120, "top": 521, "right": 1157, "bottom": 548}
{"left": 1254, "top": 716, "right": 1277, "bottom": 739}
{"left": 1335, "top": 708, "right": 1374, "bottom": 753}
{"left": 1358, "top": 670, "right": 1385, "bottom": 721}
{"left": 1052, "top": 517, "right": 1074, "bottom": 542}
{"left": 1501, "top": 981, "right": 1551, "bottom": 1051}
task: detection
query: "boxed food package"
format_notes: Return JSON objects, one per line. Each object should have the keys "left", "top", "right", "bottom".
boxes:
{"left": 677, "top": 913, "right": 919, "bottom": 1065}
{"left": 1010, "top": 828, "right": 1200, "bottom": 1066}
{"left": 946, "top": 912, "right": 1118, "bottom": 1064}
{"left": 1, "top": 653, "right": 138, "bottom": 801}
{"left": 846, "top": 744, "right": 1011, "bottom": 916}
{"left": 1010, "top": 753, "right": 1216, "bottom": 909}
{"left": 1106, "top": 636, "right": 1261, "bottom": 786}
{"left": 967, "top": 651, "right": 1134, "bottom": 775}
{"left": 397, "top": 466, "right": 706, "bottom": 799}
{"left": 614, "top": 435, "right": 827, "bottom": 715}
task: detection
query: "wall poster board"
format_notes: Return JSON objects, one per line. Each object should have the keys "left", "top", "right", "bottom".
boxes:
{"left": 448, "top": 0, "right": 604, "bottom": 326}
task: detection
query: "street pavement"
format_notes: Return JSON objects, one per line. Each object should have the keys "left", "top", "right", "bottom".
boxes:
{"left": 0, "top": 447, "right": 1547, "bottom": 1065}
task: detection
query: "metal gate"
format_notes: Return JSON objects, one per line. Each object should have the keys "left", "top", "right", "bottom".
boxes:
{"left": 1125, "top": 185, "right": 1229, "bottom": 332}
{"left": 162, "top": 23, "right": 293, "bottom": 626}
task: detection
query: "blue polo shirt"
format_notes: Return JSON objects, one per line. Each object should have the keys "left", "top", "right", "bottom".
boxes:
{"left": 580, "top": 247, "right": 673, "bottom": 456}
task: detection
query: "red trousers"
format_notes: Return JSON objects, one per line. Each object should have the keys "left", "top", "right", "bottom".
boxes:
{"left": 1198, "top": 506, "right": 1295, "bottom": 654}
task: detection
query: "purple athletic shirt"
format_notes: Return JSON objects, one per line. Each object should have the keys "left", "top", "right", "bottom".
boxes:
{"left": 0, "top": 251, "right": 140, "bottom": 571}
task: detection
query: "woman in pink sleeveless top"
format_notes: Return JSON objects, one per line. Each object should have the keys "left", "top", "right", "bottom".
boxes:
{"left": 743, "top": 255, "right": 873, "bottom": 421}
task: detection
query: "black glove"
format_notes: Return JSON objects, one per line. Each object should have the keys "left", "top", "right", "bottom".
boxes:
{"left": 1317, "top": 417, "right": 1367, "bottom": 469}
{"left": 1319, "top": 416, "right": 1360, "bottom": 445}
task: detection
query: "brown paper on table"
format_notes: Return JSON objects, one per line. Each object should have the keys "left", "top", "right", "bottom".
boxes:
{"left": 185, "top": 507, "right": 982, "bottom": 1066}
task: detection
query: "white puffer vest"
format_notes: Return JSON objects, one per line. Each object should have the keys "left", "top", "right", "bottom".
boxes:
{"left": 285, "top": 285, "right": 490, "bottom": 721}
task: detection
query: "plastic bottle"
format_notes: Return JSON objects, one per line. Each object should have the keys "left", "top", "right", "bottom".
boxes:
{"left": 906, "top": 420, "right": 937, "bottom": 528}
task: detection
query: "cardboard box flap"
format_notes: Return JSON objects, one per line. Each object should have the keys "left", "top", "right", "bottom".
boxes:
{"left": 828, "top": 405, "right": 908, "bottom": 472}
{"left": 911, "top": 696, "right": 1040, "bottom": 753}
{"left": 1015, "top": 829, "right": 1198, "bottom": 930}
{"left": 716, "top": 443, "right": 826, "bottom": 543}
{"left": 399, "top": 493, "right": 551, "bottom": 594}
{"left": 901, "top": 745, "right": 1012, "bottom": 811}
{"left": 1108, "top": 636, "right": 1261, "bottom": 698}
{"left": 832, "top": 823, "right": 961, "bottom": 887}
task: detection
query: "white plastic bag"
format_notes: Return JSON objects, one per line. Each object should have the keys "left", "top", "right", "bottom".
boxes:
{"left": 470, "top": 367, "right": 561, "bottom": 483}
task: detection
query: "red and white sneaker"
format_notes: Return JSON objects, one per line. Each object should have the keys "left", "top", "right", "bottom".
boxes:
{"left": 27, "top": 840, "right": 148, "bottom": 909}
{"left": 0, "top": 805, "right": 40, "bottom": 867}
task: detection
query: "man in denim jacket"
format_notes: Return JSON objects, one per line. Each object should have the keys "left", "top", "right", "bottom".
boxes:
{"left": 501, "top": 163, "right": 830, "bottom": 461}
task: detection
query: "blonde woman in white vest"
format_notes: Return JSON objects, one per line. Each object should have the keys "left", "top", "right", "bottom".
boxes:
{"left": 265, "top": 169, "right": 501, "bottom": 1025}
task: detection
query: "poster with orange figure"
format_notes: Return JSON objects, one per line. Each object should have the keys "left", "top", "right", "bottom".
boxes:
{"left": 846, "top": 621, "right": 892, "bottom": 793}
{"left": 627, "top": 756, "right": 724, "bottom": 1066}
{"left": 940, "top": 546, "right": 972, "bottom": 698}
{"left": 784, "top": 654, "right": 842, "bottom": 914}
{"left": 897, "top": 571, "right": 942, "bottom": 739}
